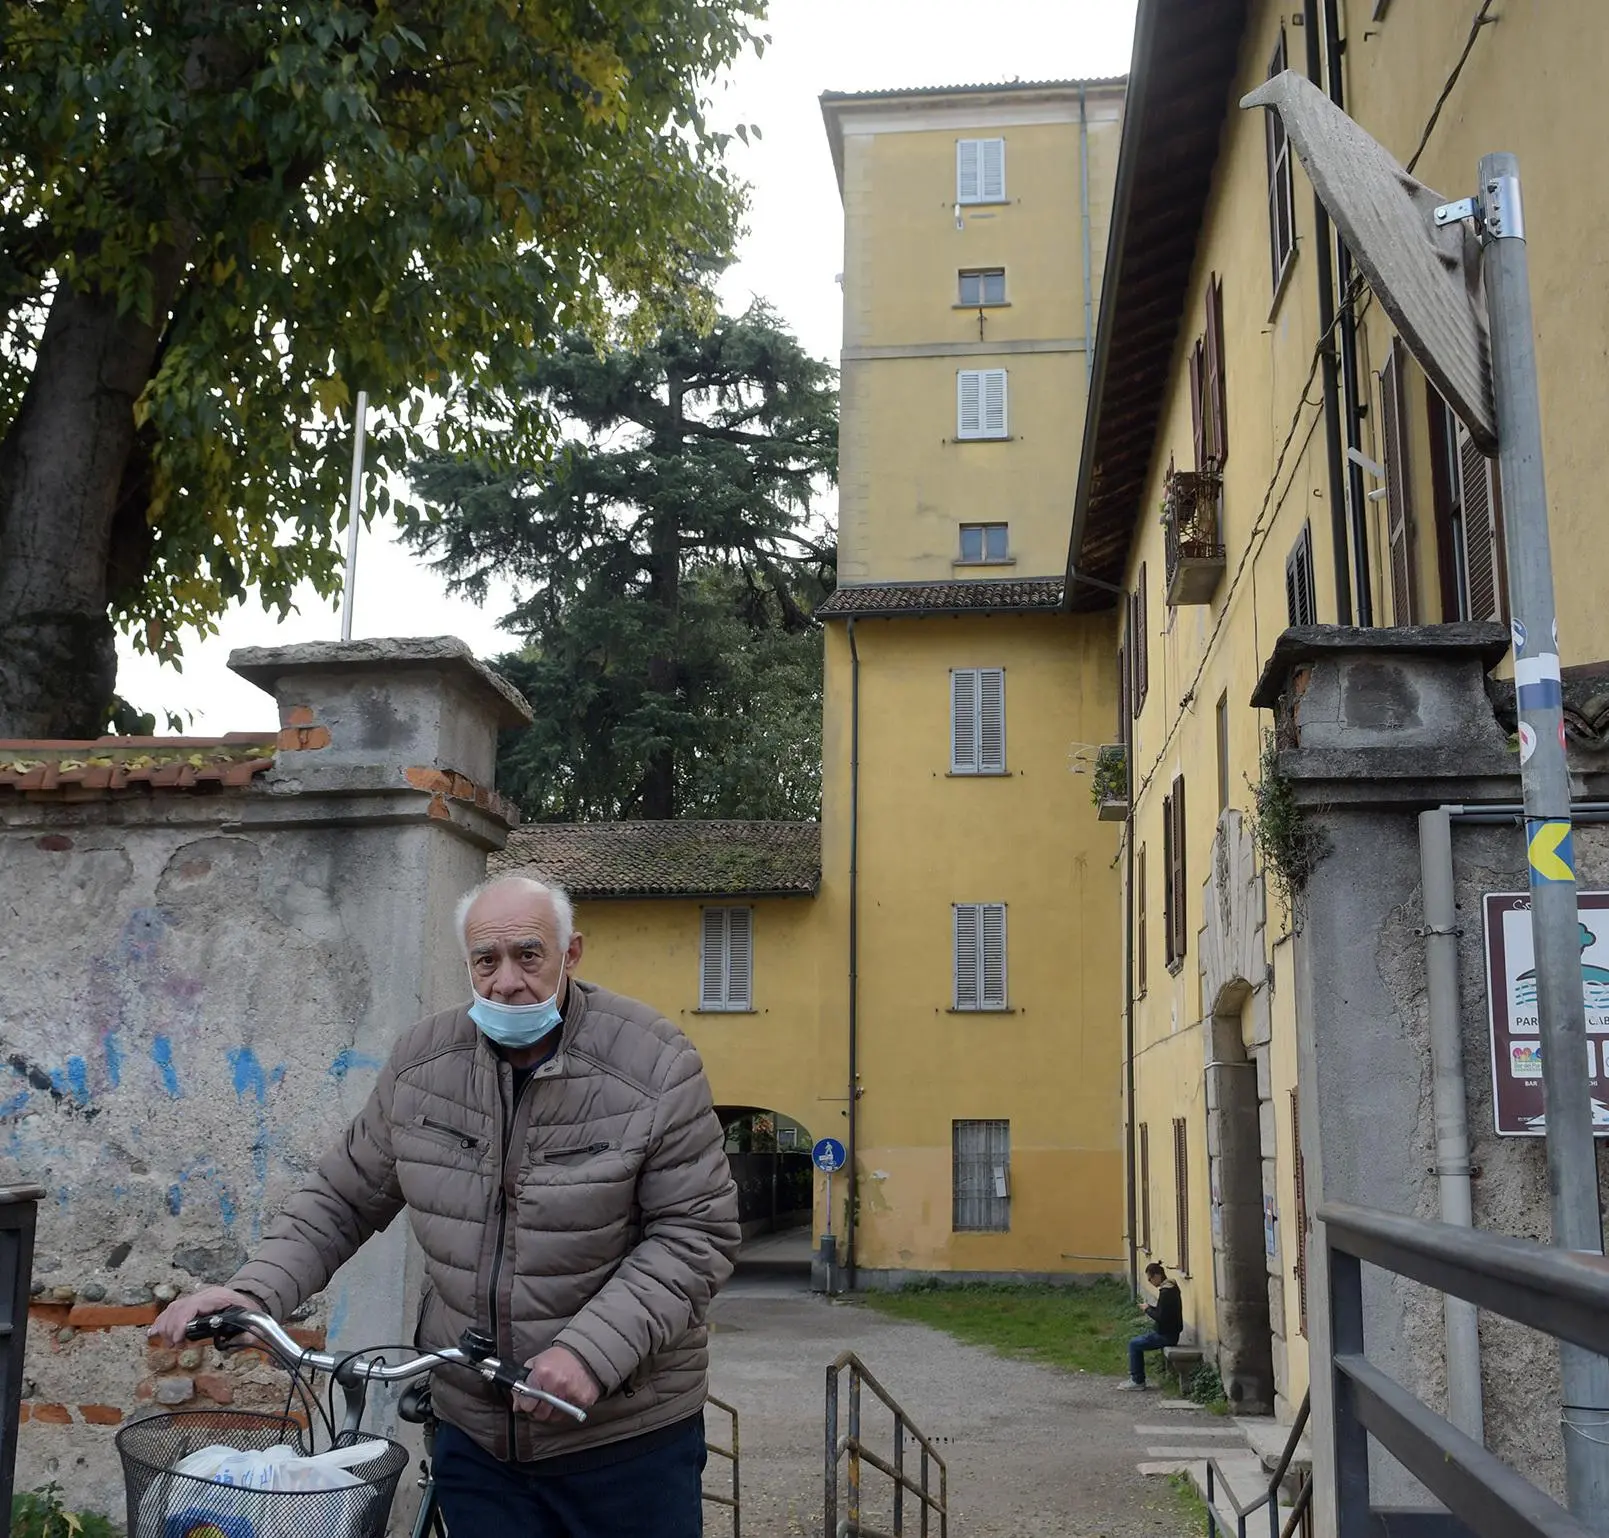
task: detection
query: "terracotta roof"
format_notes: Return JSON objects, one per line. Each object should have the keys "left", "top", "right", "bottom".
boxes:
{"left": 0, "top": 735, "right": 276, "bottom": 797}
{"left": 817, "top": 578, "right": 1065, "bottom": 617}
{"left": 493, "top": 821, "right": 821, "bottom": 900}
{"left": 820, "top": 78, "right": 1125, "bottom": 104}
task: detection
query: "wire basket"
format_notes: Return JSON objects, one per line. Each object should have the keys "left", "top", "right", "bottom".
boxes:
{"left": 117, "top": 1410, "right": 408, "bottom": 1538}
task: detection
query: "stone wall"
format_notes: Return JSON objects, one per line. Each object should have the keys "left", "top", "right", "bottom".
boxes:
{"left": 0, "top": 638, "right": 527, "bottom": 1521}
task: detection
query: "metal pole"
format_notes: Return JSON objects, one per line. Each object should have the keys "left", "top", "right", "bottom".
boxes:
{"left": 1417, "top": 808, "right": 1484, "bottom": 1441}
{"left": 339, "top": 389, "right": 368, "bottom": 643}
{"left": 1478, "top": 152, "right": 1609, "bottom": 1527}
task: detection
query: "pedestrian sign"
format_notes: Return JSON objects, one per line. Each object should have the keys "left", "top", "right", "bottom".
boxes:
{"left": 812, "top": 1137, "right": 846, "bottom": 1173}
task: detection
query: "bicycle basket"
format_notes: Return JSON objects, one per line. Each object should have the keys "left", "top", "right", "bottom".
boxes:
{"left": 117, "top": 1410, "right": 408, "bottom": 1538}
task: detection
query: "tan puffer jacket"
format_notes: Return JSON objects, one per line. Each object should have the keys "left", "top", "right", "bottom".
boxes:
{"left": 230, "top": 981, "right": 741, "bottom": 1462}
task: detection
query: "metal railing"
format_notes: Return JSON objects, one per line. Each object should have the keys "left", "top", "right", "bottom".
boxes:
{"left": 825, "top": 1353, "right": 947, "bottom": 1538}
{"left": 704, "top": 1394, "right": 741, "bottom": 1538}
{"left": 1206, "top": 1390, "right": 1311, "bottom": 1538}
{"left": 1322, "top": 1200, "right": 1609, "bottom": 1538}
{"left": 1162, "top": 465, "right": 1226, "bottom": 602}
{"left": 0, "top": 1185, "right": 44, "bottom": 1521}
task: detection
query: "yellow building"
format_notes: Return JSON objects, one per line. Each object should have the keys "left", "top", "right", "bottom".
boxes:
{"left": 1069, "top": 0, "right": 1609, "bottom": 1418}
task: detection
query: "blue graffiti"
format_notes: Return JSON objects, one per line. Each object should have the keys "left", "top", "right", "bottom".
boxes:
{"left": 229, "top": 1047, "right": 267, "bottom": 1103}
{"left": 328, "top": 1292, "right": 350, "bottom": 1342}
{"left": 328, "top": 1049, "right": 383, "bottom": 1082}
{"left": 66, "top": 1057, "right": 88, "bottom": 1102}
{"left": 103, "top": 1033, "right": 123, "bottom": 1089}
{"left": 0, "top": 1092, "right": 30, "bottom": 1120}
{"left": 218, "top": 1189, "right": 238, "bottom": 1230}
{"left": 150, "top": 1037, "right": 181, "bottom": 1098}
{"left": 167, "top": 1185, "right": 183, "bottom": 1216}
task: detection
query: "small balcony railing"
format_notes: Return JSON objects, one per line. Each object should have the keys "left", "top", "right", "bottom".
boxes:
{"left": 1163, "top": 465, "right": 1226, "bottom": 605}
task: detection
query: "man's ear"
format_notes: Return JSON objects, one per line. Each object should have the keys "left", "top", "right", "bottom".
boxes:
{"left": 567, "top": 931, "right": 585, "bottom": 970}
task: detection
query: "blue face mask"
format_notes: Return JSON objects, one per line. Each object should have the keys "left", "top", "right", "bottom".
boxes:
{"left": 467, "top": 969, "right": 565, "bottom": 1049}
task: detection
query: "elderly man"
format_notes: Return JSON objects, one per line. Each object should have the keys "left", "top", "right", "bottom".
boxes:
{"left": 153, "top": 874, "right": 740, "bottom": 1536}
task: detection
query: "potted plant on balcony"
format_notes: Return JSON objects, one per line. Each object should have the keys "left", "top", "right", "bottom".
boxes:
{"left": 1091, "top": 743, "right": 1128, "bottom": 821}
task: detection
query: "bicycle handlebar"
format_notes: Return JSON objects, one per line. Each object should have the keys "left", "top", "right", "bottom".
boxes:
{"left": 185, "top": 1308, "right": 587, "bottom": 1423}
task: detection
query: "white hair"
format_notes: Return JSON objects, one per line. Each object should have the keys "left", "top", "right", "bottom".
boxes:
{"left": 456, "top": 875, "right": 574, "bottom": 958}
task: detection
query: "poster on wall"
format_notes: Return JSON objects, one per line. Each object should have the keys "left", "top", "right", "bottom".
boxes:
{"left": 1483, "top": 891, "right": 1609, "bottom": 1137}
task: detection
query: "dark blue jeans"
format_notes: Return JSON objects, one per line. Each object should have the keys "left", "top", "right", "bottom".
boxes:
{"left": 433, "top": 1416, "right": 707, "bottom": 1536}
{"left": 1128, "top": 1331, "right": 1176, "bottom": 1384}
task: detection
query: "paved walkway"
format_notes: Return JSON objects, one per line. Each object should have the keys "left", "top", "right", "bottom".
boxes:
{"left": 705, "top": 1274, "right": 1214, "bottom": 1537}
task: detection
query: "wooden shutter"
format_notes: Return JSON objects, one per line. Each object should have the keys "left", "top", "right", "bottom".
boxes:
{"left": 1285, "top": 522, "right": 1315, "bottom": 627}
{"left": 1136, "top": 844, "right": 1148, "bottom": 994}
{"left": 1168, "top": 775, "right": 1188, "bottom": 963}
{"left": 1190, "top": 339, "right": 1207, "bottom": 469}
{"left": 953, "top": 904, "right": 980, "bottom": 1009}
{"left": 978, "top": 668, "right": 1006, "bottom": 772}
{"left": 957, "top": 370, "right": 982, "bottom": 438}
{"left": 1131, "top": 564, "right": 1148, "bottom": 715}
{"left": 1117, "top": 644, "right": 1129, "bottom": 745}
{"left": 980, "top": 904, "right": 1007, "bottom": 1009}
{"left": 1291, "top": 1089, "right": 1308, "bottom": 1337}
{"left": 1173, "top": 1117, "right": 1191, "bottom": 1275}
{"left": 956, "top": 139, "right": 981, "bottom": 203}
{"left": 699, "top": 908, "right": 727, "bottom": 1009}
{"left": 951, "top": 669, "right": 979, "bottom": 772}
{"left": 979, "top": 138, "right": 1005, "bottom": 201}
{"left": 981, "top": 368, "right": 1007, "bottom": 437}
{"left": 1457, "top": 418, "right": 1505, "bottom": 622}
{"left": 1162, "top": 791, "right": 1176, "bottom": 968}
{"left": 1139, "top": 1121, "right": 1152, "bottom": 1253}
{"left": 1380, "top": 339, "right": 1416, "bottom": 623}
{"left": 726, "top": 907, "right": 753, "bottom": 1009}
{"left": 1206, "top": 274, "right": 1228, "bottom": 466}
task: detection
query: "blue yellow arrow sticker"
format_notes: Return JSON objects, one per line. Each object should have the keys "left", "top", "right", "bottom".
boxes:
{"left": 1527, "top": 819, "right": 1575, "bottom": 883}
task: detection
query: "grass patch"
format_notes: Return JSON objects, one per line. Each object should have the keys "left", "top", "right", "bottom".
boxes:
{"left": 1168, "top": 1470, "right": 1210, "bottom": 1533}
{"left": 856, "top": 1278, "right": 1147, "bottom": 1378}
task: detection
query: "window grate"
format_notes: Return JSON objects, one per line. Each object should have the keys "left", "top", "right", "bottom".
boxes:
{"left": 953, "top": 1119, "right": 1011, "bottom": 1231}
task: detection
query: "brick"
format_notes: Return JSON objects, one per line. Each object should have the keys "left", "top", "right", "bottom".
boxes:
{"left": 30, "top": 1403, "right": 71, "bottom": 1425}
{"left": 427, "top": 793, "right": 451, "bottom": 820}
{"left": 145, "top": 1345, "right": 179, "bottom": 1372}
{"left": 287, "top": 1325, "right": 326, "bottom": 1350}
{"left": 79, "top": 1404, "right": 124, "bottom": 1426}
{"left": 35, "top": 834, "right": 72, "bottom": 852}
{"left": 284, "top": 706, "right": 317, "bottom": 727}
{"left": 275, "top": 725, "right": 331, "bottom": 751}
{"left": 68, "top": 1302, "right": 160, "bottom": 1330}
{"left": 405, "top": 766, "right": 452, "bottom": 794}
{"left": 134, "top": 1380, "right": 154, "bottom": 1402}
{"left": 16, "top": 1404, "right": 27, "bottom": 1423}
{"left": 193, "top": 1373, "right": 235, "bottom": 1406}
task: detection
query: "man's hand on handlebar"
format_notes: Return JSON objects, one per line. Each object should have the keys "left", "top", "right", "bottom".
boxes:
{"left": 519, "top": 1346, "right": 600, "bottom": 1423}
{"left": 149, "top": 1286, "right": 263, "bottom": 1348}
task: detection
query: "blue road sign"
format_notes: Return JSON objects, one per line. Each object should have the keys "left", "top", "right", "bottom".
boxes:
{"left": 812, "top": 1137, "right": 846, "bottom": 1173}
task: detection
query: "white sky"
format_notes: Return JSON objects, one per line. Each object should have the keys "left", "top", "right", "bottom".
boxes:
{"left": 115, "top": 0, "right": 1137, "bottom": 735}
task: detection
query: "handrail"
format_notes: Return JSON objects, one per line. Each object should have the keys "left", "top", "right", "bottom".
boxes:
{"left": 703, "top": 1394, "right": 741, "bottom": 1538}
{"left": 1205, "top": 1391, "right": 1310, "bottom": 1538}
{"left": 825, "top": 1352, "right": 948, "bottom": 1538}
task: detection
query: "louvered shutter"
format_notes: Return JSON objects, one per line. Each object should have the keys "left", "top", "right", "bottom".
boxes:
{"left": 1380, "top": 340, "right": 1416, "bottom": 624}
{"left": 1173, "top": 1117, "right": 1191, "bottom": 1275}
{"left": 1162, "top": 793, "right": 1176, "bottom": 968}
{"left": 1206, "top": 275, "right": 1227, "bottom": 466}
{"left": 1291, "top": 1089, "right": 1308, "bottom": 1336}
{"left": 957, "top": 371, "right": 983, "bottom": 438}
{"left": 1457, "top": 419, "right": 1504, "bottom": 622}
{"left": 981, "top": 369, "right": 1007, "bottom": 437}
{"left": 726, "top": 907, "right": 753, "bottom": 1009}
{"left": 1134, "top": 564, "right": 1149, "bottom": 710}
{"left": 1190, "top": 338, "right": 1206, "bottom": 469}
{"left": 1139, "top": 1122, "right": 1152, "bottom": 1253}
{"left": 951, "top": 669, "right": 979, "bottom": 772}
{"left": 979, "top": 138, "right": 1005, "bottom": 202}
{"left": 1169, "top": 775, "right": 1188, "bottom": 963}
{"left": 956, "top": 139, "right": 981, "bottom": 203}
{"left": 699, "top": 908, "right": 727, "bottom": 1009}
{"left": 954, "top": 904, "right": 980, "bottom": 1009}
{"left": 978, "top": 668, "right": 1005, "bottom": 772}
{"left": 1136, "top": 845, "right": 1148, "bottom": 994}
{"left": 981, "top": 904, "right": 1007, "bottom": 1009}
{"left": 1117, "top": 645, "right": 1129, "bottom": 745}
{"left": 1285, "top": 523, "right": 1315, "bottom": 627}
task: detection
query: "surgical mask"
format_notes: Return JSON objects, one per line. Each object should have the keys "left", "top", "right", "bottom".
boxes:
{"left": 467, "top": 968, "right": 565, "bottom": 1049}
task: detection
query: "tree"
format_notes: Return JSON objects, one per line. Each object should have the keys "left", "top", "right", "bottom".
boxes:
{"left": 0, "top": 0, "right": 763, "bottom": 737}
{"left": 406, "top": 304, "right": 837, "bottom": 820}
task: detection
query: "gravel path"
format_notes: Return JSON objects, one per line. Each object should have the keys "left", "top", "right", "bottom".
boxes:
{"left": 706, "top": 1273, "right": 1209, "bottom": 1537}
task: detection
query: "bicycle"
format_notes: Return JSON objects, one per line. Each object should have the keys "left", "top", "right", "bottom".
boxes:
{"left": 116, "top": 1306, "right": 586, "bottom": 1538}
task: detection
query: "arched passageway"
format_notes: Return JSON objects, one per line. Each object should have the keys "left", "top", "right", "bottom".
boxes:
{"left": 715, "top": 1106, "right": 814, "bottom": 1239}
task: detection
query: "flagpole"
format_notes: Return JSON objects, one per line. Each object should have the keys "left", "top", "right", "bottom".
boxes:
{"left": 339, "top": 390, "right": 368, "bottom": 643}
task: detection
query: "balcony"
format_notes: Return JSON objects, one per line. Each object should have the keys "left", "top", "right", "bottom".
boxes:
{"left": 1092, "top": 743, "right": 1128, "bottom": 822}
{"left": 1162, "top": 465, "right": 1226, "bottom": 606}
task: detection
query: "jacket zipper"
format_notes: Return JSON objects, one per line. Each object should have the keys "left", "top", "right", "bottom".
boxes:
{"left": 420, "top": 1117, "right": 482, "bottom": 1150}
{"left": 540, "top": 1140, "right": 613, "bottom": 1162}
{"left": 487, "top": 1070, "right": 533, "bottom": 1459}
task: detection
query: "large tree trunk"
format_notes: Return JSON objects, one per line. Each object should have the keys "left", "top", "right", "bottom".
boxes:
{"left": 0, "top": 258, "right": 179, "bottom": 738}
{"left": 637, "top": 375, "right": 684, "bottom": 819}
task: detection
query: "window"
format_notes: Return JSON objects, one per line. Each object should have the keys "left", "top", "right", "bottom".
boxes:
{"left": 1216, "top": 692, "right": 1230, "bottom": 814}
{"left": 1135, "top": 844, "right": 1148, "bottom": 996}
{"left": 1163, "top": 776, "right": 1188, "bottom": 969}
{"left": 1379, "top": 339, "right": 1417, "bottom": 624}
{"left": 699, "top": 906, "right": 753, "bottom": 1010}
{"left": 959, "top": 268, "right": 1007, "bottom": 306}
{"left": 1264, "top": 31, "right": 1297, "bottom": 296}
{"left": 1139, "top": 1122, "right": 1152, "bottom": 1254}
{"left": 1129, "top": 563, "right": 1149, "bottom": 718}
{"left": 1117, "top": 642, "right": 1129, "bottom": 746}
{"left": 957, "top": 369, "right": 1008, "bottom": 439}
{"left": 1189, "top": 274, "right": 1229, "bottom": 469}
{"left": 959, "top": 522, "right": 1010, "bottom": 563}
{"left": 1285, "top": 521, "right": 1316, "bottom": 627}
{"left": 1291, "top": 1089, "right": 1308, "bottom": 1337}
{"left": 953, "top": 902, "right": 1008, "bottom": 1010}
{"left": 1172, "top": 1117, "right": 1191, "bottom": 1274}
{"left": 953, "top": 1119, "right": 1011, "bottom": 1231}
{"left": 1428, "top": 390, "right": 1505, "bottom": 623}
{"left": 950, "top": 667, "right": 1006, "bottom": 774}
{"left": 956, "top": 138, "right": 1006, "bottom": 205}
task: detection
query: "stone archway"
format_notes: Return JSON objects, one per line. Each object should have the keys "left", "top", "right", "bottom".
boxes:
{"left": 1200, "top": 809, "right": 1278, "bottom": 1415}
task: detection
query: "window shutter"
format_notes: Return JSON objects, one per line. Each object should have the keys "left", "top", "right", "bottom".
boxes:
{"left": 954, "top": 904, "right": 981, "bottom": 1010}
{"left": 1138, "top": 1121, "right": 1152, "bottom": 1253}
{"left": 957, "top": 370, "right": 983, "bottom": 438}
{"left": 980, "top": 903, "right": 1007, "bottom": 1009}
{"left": 1136, "top": 844, "right": 1148, "bottom": 994}
{"left": 1133, "top": 564, "right": 1149, "bottom": 711}
{"left": 1169, "top": 775, "right": 1188, "bottom": 963}
{"left": 981, "top": 369, "right": 1007, "bottom": 437}
{"left": 1117, "top": 644, "right": 1129, "bottom": 745}
{"left": 700, "top": 908, "right": 727, "bottom": 1009}
{"left": 1285, "top": 522, "right": 1315, "bottom": 627}
{"left": 978, "top": 668, "right": 1005, "bottom": 772}
{"left": 951, "top": 669, "right": 979, "bottom": 773}
{"left": 1206, "top": 274, "right": 1227, "bottom": 466}
{"left": 1291, "top": 1088, "right": 1308, "bottom": 1337}
{"left": 726, "top": 907, "right": 753, "bottom": 1009}
{"left": 1380, "top": 340, "right": 1416, "bottom": 624}
{"left": 956, "top": 139, "right": 981, "bottom": 203}
{"left": 1457, "top": 419, "right": 1505, "bottom": 622}
{"left": 979, "top": 138, "right": 1005, "bottom": 201}
{"left": 1162, "top": 792, "right": 1176, "bottom": 968}
{"left": 1190, "top": 338, "right": 1206, "bottom": 470}
{"left": 1173, "top": 1117, "right": 1191, "bottom": 1275}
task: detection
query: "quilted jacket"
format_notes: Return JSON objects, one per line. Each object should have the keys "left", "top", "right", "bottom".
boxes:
{"left": 230, "top": 980, "right": 741, "bottom": 1461}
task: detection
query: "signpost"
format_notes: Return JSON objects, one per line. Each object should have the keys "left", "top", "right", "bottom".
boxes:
{"left": 812, "top": 1136, "right": 846, "bottom": 1237}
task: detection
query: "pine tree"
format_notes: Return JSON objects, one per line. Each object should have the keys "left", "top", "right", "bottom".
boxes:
{"left": 407, "top": 305, "right": 837, "bottom": 821}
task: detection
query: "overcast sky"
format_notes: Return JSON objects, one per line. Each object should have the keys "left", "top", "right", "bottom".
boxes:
{"left": 116, "top": 0, "right": 1138, "bottom": 735}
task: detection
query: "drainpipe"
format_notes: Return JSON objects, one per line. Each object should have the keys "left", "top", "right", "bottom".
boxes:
{"left": 1079, "top": 83, "right": 1096, "bottom": 383}
{"left": 1302, "top": 0, "right": 1354, "bottom": 625}
{"left": 1124, "top": 737, "right": 1139, "bottom": 1294}
{"left": 1321, "top": 0, "right": 1374, "bottom": 626}
{"left": 846, "top": 619, "right": 862, "bottom": 1290}
{"left": 1418, "top": 807, "right": 1483, "bottom": 1440}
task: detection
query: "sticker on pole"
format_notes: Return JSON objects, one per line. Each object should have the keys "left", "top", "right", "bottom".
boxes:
{"left": 812, "top": 1137, "right": 847, "bottom": 1173}
{"left": 1483, "top": 891, "right": 1609, "bottom": 1136}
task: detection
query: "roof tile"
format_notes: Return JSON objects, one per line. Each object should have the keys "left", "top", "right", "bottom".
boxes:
{"left": 817, "top": 577, "right": 1065, "bottom": 617}
{"left": 0, "top": 736, "right": 277, "bottom": 801}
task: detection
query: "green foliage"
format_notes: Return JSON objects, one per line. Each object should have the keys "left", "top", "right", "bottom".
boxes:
{"left": 1249, "top": 728, "right": 1329, "bottom": 925}
{"left": 407, "top": 304, "right": 837, "bottom": 820}
{"left": 11, "top": 1484, "right": 117, "bottom": 1538}
{"left": 0, "top": 0, "right": 763, "bottom": 660}
{"left": 1167, "top": 1470, "right": 1211, "bottom": 1531}
{"left": 1091, "top": 743, "right": 1127, "bottom": 808}
{"left": 1185, "top": 1357, "right": 1229, "bottom": 1409}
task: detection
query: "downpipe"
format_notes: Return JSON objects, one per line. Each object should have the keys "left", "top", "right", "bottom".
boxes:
{"left": 846, "top": 619, "right": 862, "bottom": 1291}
